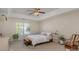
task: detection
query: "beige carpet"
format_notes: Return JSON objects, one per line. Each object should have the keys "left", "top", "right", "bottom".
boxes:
{"left": 9, "top": 40, "right": 66, "bottom": 51}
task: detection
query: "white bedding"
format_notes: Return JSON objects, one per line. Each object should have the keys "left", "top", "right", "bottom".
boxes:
{"left": 26, "top": 35, "right": 50, "bottom": 46}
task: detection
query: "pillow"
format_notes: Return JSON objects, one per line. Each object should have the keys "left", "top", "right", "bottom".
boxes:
{"left": 41, "top": 32, "right": 52, "bottom": 36}
{"left": 46, "top": 33, "right": 52, "bottom": 36}
{"left": 41, "top": 32, "right": 47, "bottom": 36}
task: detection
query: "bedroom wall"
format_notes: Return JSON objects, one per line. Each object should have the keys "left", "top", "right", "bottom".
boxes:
{"left": 40, "top": 9, "right": 79, "bottom": 39}
{"left": 0, "top": 17, "right": 40, "bottom": 37}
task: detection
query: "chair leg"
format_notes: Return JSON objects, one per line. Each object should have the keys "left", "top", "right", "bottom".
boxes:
{"left": 70, "top": 46, "right": 78, "bottom": 51}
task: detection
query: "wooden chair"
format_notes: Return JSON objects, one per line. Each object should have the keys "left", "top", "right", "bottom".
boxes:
{"left": 64, "top": 34, "right": 79, "bottom": 51}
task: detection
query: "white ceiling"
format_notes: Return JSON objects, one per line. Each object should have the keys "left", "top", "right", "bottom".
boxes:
{"left": 0, "top": 8, "right": 77, "bottom": 21}
{"left": 11, "top": 8, "right": 57, "bottom": 15}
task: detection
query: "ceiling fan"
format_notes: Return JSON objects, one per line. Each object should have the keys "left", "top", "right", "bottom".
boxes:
{"left": 27, "top": 8, "right": 45, "bottom": 16}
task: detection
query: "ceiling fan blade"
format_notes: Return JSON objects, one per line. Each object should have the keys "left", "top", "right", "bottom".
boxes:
{"left": 28, "top": 12, "right": 34, "bottom": 15}
{"left": 39, "top": 11, "right": 45, "bottom": 14}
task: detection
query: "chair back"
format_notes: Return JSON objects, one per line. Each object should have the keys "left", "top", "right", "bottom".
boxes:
{"left": 70, "top": 34, "right": 79, "bottom": 45}
{"left": 73, "top": 34, "right": 79, "bottom": 45}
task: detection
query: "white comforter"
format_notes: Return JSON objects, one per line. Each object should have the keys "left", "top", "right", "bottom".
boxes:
{"left": 26, "top": 35, "right": 49, "bottom": 46}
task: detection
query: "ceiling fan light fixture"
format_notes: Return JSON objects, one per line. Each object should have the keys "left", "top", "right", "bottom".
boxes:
{"left": 34, "top": 12, "right": 39, "bottom": 16}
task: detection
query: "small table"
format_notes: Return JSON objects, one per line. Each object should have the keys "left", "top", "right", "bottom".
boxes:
{"left": 0, "top": 37, "right": 9, "bottom": 51}
{"left": 24, "top": 39, "right": 32, "bottom": 46}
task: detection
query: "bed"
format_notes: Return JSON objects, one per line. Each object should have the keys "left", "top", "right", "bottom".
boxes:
{"left": 24, "top": 32, "right": 53, "bottom": 46}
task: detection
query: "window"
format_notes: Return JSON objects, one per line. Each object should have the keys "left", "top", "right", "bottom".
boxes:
{"left": 16, "top": 22, "right": 30, "bottom": 35}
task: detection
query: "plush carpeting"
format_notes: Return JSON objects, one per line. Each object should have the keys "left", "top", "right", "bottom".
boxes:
{"left": 9, "top": 40, "right": 66, "bottom": 51}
